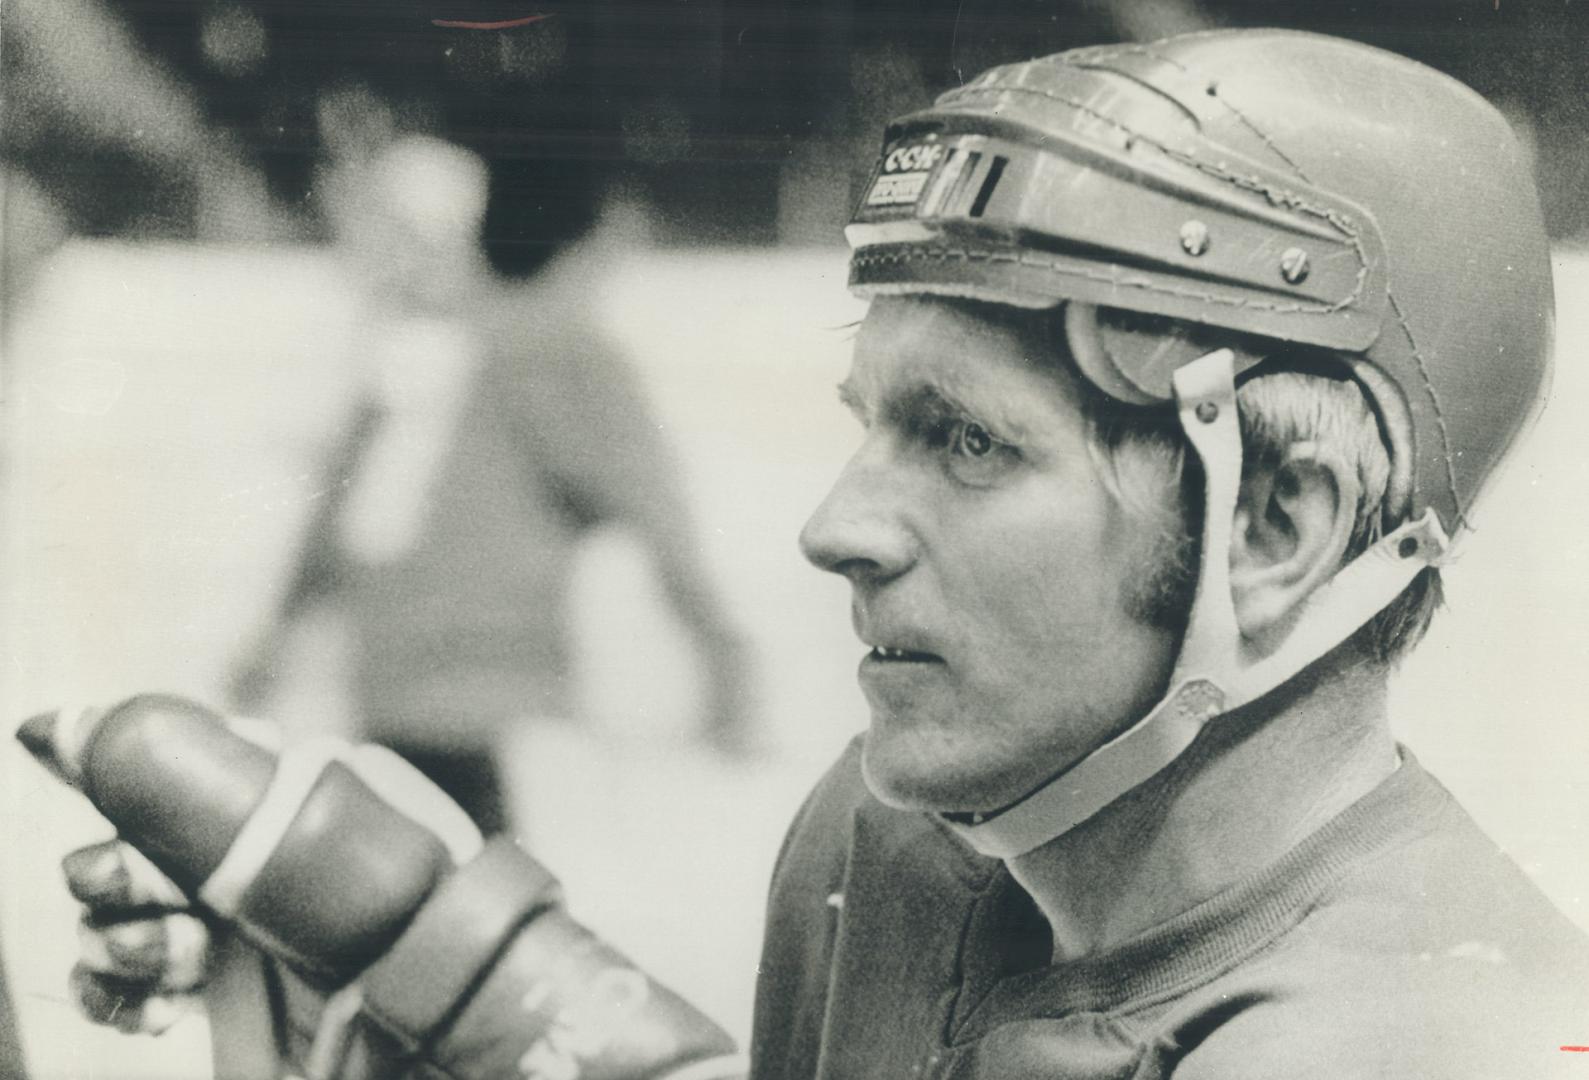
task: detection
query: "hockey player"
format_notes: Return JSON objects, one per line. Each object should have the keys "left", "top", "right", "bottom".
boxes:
{"left": 19, "top": 27, "right": 1589, "bottom": 1080}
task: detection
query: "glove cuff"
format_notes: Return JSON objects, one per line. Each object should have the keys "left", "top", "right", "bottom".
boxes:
{"left": 301, "top": 838, "right": 741, "bottom": 1080}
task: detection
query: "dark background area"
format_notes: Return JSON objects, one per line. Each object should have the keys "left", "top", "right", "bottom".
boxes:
{"left": 7, "top": 0, "right": 1589, "bottom": 275}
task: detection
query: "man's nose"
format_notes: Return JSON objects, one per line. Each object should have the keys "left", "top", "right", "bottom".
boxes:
{"left": 799, "top": 448, "right": 916, "bottom": 583}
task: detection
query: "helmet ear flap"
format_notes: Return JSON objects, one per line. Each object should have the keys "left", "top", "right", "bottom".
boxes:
{"left": 1065, "top": 302, "right": 1268, "bottom": 406}
{"left": 1065, "top": 303, "right": 1162, "bottom": 406}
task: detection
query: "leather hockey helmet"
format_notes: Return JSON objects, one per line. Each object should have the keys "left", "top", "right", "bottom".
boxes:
{"left": 847, "top": 28, "right": 1553, "bottom": 541}
{"left": 844, "top": 30, "right": 1557, "bottom": 857}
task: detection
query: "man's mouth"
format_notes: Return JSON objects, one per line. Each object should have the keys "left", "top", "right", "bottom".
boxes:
{"left": 868, "top": 645, "right": 941, "bottom": 663}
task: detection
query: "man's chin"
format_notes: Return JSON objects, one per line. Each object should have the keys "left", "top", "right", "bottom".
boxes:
{"left": 858, "top": 731, "right": 1027, "bottom": 815}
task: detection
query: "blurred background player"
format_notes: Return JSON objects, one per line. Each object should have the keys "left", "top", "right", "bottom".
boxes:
{"left": 226, "top": 130, "right": 756, "bottom": 834}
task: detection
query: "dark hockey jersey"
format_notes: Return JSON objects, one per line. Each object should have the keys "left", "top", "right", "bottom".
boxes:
{"left": 749, "top": 738, "right": 1589, "bottom": 1080}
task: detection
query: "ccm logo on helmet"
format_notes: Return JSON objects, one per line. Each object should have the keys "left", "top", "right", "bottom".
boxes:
{"left": 883, "top": 143, "right": 944, "bottom": 173}
{"left": 865, "top": 141, "right": 945, "bottom": 207}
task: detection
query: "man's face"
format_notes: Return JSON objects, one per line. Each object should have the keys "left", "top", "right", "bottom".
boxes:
{"left": 800, "top": 296, "right": 1179, "bottom": 813}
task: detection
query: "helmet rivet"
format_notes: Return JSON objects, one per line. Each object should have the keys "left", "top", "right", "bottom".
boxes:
{"left": 1179, "top": 220, "right": 1210, "bottom": 256}
{"left": 1280, "top": 247, "right": 1311, "bottom": 284}
{"left": 1195, "top": 401, "right": 1219, "bottom": 424}
{"left": 1398, "top": 537, "right": 1420, "bottom": 558}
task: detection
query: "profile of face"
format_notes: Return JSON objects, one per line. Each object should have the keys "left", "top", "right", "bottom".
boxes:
{"left": 800, "top": 297, "right": 1180, "bottom": 813}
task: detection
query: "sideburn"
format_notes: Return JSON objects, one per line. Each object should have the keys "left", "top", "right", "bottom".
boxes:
{"left": 1127, "top": 453, "right": 1201, "bottom": 634}
{"left": 1024, "top": 304, "right": 1202, "bottom": 635}
{"left": 1080, "top": 396, "right": 1202, "bottom": 636}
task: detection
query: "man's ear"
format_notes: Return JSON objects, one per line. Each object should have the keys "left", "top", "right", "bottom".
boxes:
{"left": 1229, "top": 441, "right": 1359, "bottom": 646}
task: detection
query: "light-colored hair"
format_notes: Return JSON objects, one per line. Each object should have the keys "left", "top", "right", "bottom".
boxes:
{"left": 1081, "top": 351, "right": 1441, "bottom": 665}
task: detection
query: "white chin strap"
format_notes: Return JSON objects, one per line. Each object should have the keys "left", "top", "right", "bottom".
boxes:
{"left": 943, "top": 348, "right": 1450, "bottom": 860}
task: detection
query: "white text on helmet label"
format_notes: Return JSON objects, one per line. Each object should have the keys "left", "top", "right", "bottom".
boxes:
{"left": 882, "top": 143, "right": 945, "bottom": 173}
{"left": 865, "top": 142, "right": 945, "bottom": 207}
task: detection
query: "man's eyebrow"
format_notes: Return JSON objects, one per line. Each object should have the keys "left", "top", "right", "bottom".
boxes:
{"left": 838, "top": 372, "right": 1036, "bottom": 441}
{"left": 836, "top": 379, "right": 945, "bottom": 425}
{"left": 909, "top": 379, "right": 1032, "bottom": 443}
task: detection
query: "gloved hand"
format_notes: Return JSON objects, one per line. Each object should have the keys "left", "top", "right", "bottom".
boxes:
{"left": 19, "top": 694, "right": 745, "bottom": 1080}
{"left": 34, "top": 706, "right": 478, "bottom": 1054}
{"left": 62, "top": 834, "right": 213, "bottom": 1036}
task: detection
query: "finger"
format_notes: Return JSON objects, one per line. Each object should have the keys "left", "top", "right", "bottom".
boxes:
{"left": 64, "top": 840, "right": 188, "bottom": 910}
{"left": 70, "top": 965, "right": 151, "bottom": 1031}
{"left": 16, "top": 704, "right": 106, "bottom": 787}
{"left": 70, "top": 966, "right": 196, "bottom": 1035}
{"left": 78, "top": 913, "right": 211, "bottom": 990}
{"left": 127, "top": 993, "right": 196, "bottom": 1036}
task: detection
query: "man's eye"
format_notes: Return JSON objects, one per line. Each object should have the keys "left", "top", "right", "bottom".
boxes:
{"left": 953, "top": 420, "right": 997, "bottom": 458}
{"left": 921, "top": 416, "right": 1016, "bottom": 478}
{"left": 933, "top": 418, "right": 1017, "bottom": 484}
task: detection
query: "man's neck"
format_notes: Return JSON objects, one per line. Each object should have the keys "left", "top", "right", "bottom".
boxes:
{"left": 1006, "top": 659, "right": 1397, "bottom": 963}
